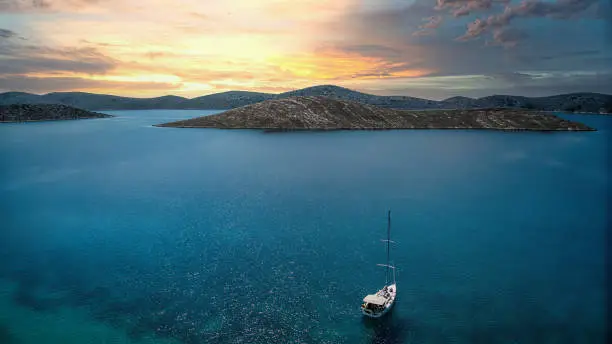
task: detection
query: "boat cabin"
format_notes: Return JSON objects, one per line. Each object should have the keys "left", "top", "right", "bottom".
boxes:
{"left": 361, "top": 294, "right": 387, "bottom": 314}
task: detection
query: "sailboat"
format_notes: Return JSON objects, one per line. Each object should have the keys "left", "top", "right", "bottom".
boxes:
{"left": 361, "top": 210, "right": 396, "bottom": 318}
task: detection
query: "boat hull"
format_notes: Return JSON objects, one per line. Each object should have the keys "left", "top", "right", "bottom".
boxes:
{"left": 361, "top": 302, "right": 394, "bottom": 318}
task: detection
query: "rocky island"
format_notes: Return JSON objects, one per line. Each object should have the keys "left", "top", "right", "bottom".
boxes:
{"left": 0, "top": 104, "right": 113, "bottom": 122}
{"left": 155, "top": 96, "right": 594, "bottom": 131}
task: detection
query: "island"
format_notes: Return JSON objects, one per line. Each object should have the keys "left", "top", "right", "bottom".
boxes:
{"left": 2, "top": 85, "right": 610, "bottom": 113}
{"left": 155, "top": 96, "right": 594, "bottom": 131}
{"left": 0, "top": 104, "right": 113, "bottom": 122}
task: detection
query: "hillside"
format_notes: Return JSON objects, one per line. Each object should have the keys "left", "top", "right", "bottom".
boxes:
{"left": 278, "top": 85, "right": 438, "bottom": 109}
{"left": 155, "top": 96, "right": 593, "bottom": 131}
{"left": 186, "top": 91, "right": 275, "bottom": 109}
{"left": 441, "top": 93, "right": 612, "bottom": 113}
{"left": 0, "top": 104, "right": 113, "bottom": 122}
{"left": 1, "top": 86, "right": 610, "bottom": 112}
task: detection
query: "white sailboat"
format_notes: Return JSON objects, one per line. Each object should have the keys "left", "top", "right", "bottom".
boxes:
{"left": 361, "top": 210, "right": 396, "bottom": 318}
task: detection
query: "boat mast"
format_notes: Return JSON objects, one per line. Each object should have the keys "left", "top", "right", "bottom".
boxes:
{"left": 378, "top": 210, "right": 395, "bottom": 285}
{"left": 386, "top": 210, "right": 391, "bottom": 285}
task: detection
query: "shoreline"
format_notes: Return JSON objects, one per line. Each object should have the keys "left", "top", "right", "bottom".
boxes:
{"left": 19, "top": 108, "right": 612, "bottom": 114}
{"left": 152, "top": 124, "right": 596, "bottom": 132}
{"left": 543, "top": 110, "right": 611, "bottom": 116}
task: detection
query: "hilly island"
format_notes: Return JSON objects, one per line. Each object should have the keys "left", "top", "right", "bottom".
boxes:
{"left": 155, "top": 96, "right": 594, "bottom": 131}
{"left": 2, "top": 85, "right": 611, "bottom": 113}
{"left": 0, "top": 104, "right": 112, "bottom": 122}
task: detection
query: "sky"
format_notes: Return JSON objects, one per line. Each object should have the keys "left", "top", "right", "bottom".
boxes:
{"left": 0, "top": 0, "right": 610, "bottom": 99}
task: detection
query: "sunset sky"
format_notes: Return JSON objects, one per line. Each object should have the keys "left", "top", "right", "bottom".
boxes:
{"left": 0, "top": 0, "right": 610, "bottom": 99}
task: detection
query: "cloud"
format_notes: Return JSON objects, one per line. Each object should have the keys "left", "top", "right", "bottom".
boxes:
{"left": 338, "top": 44, "right": 402, "bottom": 57}
{"left": 268, "top": 46, "right": 432, "bottom": 82}
{"left": 0, "top": 0, "right": 102, "bottom": 13}
{"left": 0, "top": 0, "right": 609, "bottom": 99}
{"left": 514, "top": 0, "right": 598, "bottom": 19}
{"left": 487, "top": 71, "right": 536, "bottom": 83}
{"left": 313, "top": 5, "right": 611, "bottom": 92}
{"left": 0, "top": 0, "right": 54, "bottom": 12}
{"left": 0, "top": 42, "right": 117, "bottom": 75}
{"left": 0, "top": 28, "right": 18, "bottom": 38}
{"left": 436, "top": 0, "right": 511, "bottom": 17}
{"left": 421, "top": 15, "right": 443, "bottom": 29}
{"left": 413, "top": 15, "right": 443, "bottom": 36}
{"left": 0, "top": 27, "right": 117, "bottom": 75}
{"left": 333, "top": 0, "right": 439, "bottom": 42}
{"left": 455, "top": 0, "right": 600, "bottom": 43}
{"left": 0, "top": 74, "right": 179, "bottom": 93}
{"left": 489, "top": 27, "right": 529, "bottom": 47}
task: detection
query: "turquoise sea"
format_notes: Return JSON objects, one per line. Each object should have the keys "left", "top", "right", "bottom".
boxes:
{"left": 0, "top": 110, "right": 608, "bottom": 343}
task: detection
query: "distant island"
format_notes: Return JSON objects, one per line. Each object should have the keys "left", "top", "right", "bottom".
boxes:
{"left": 155, "top": 96, "right": 594, "bottom": 131}
{"left": 0, "top": 104, "right": 113, "bottom": 122}
{"left": 1, "top": 85, "right": 610, "bottom": 113}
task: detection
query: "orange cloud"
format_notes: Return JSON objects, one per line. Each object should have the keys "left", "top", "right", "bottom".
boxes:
{"left": 1, "top": 0, "right": 434, "bottom": 97}
{"left": 268, "top": 47, "right": 432, "bottom": 81}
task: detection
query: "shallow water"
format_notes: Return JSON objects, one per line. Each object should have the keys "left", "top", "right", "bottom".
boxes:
{"left": 0, "top": 110, "right": 609, "bottom": 343}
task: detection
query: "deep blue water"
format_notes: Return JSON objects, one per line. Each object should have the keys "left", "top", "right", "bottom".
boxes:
{"left": 0, "top": 110, "right": 609, "bottom": 344}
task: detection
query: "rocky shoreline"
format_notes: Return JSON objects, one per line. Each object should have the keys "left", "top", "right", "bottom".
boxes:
{"left": 156, "top": 96, "right": 595, "bottom": 132}
{"left": 0, "top": 104, "right": 113, "bottom": 122}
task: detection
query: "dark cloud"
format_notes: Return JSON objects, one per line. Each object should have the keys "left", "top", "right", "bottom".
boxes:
{"left": 436, "top": 0, "right": 511, "bottom": 17}
{"left": 327, "top": 20, "right": 611, "bottom": 83}
{"left": 0, "top": 37, "right": 117, "bottom": 75}
{"left": 324, "top": 0, "right": 612, "bottom": 84}
{"left": 0, "top": 52, "right": 115, "bottom": 74}
{"left": 515, "top": 0, "right": 598, "bottom": 19}
{"left": 0, "top": 0, "right": 100, "bottom": 13}
{"left": 335, "top": 0, "right": 438, "bottom": 42}
{"left": 0, "top": 28, "right": 17, "bottom": 38}
{"left": 421, "top": 15, "right": 443, "bottom": 28}
{"left": 0, "top": 0, "right": 51, "bottom": 12}
{"left": 0, "top": 75, "right": 178, "bottom": 93}
{"left": 488, "top": 27, "right": 529, "bottom": 47}
{"left": 337, "top": 0, "right": 607, "bottom": 51}
{"left": 413, "top": 15, "right": 443, "bottom": 36}
{"left": 456, "top": 0, "right": 600, "bottom": 43}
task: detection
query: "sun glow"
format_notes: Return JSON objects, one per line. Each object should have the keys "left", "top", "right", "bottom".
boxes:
{"left": 1, "top": 0, "right": 432, "bottom": 97}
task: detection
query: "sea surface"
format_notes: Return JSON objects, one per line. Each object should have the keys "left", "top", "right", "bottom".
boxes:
{"left": 0, "top": 110, "right": 609, "bottom": 344}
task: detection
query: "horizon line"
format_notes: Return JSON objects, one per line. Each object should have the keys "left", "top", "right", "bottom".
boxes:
{"left": 0, "top": 84, "right": 610, "bottom": 101}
